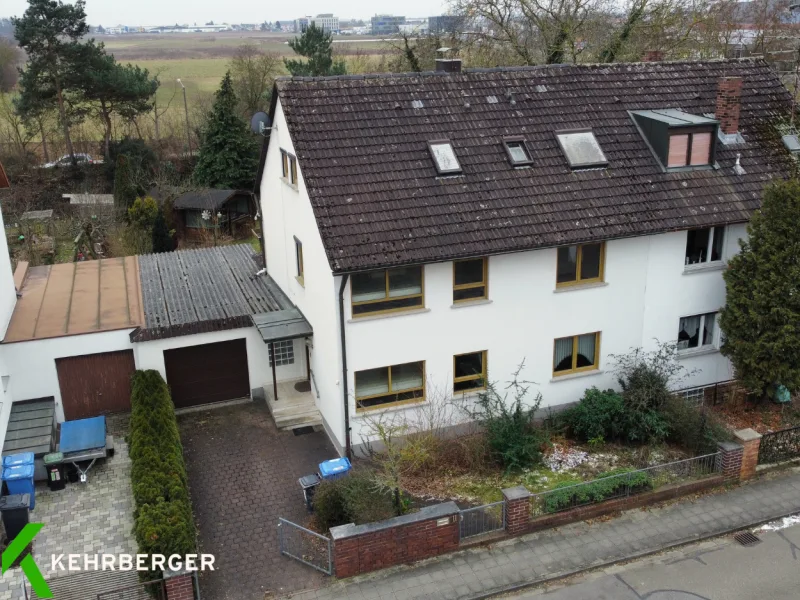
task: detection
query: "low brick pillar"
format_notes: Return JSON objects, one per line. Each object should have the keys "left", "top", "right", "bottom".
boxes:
{"left": 734, "top": 428, "right": 762, "bottom": 480}
{"left": 502, "top": 486, "right": 531, "bottom": 536}
{"left": 164, "top": 570, "right": 194, "bottom": 600}
{"left": 717, "top": 440, "right": 744, "bottom": 480}
{"left": 330, "top": 502, "right": 459, "bottom": 579}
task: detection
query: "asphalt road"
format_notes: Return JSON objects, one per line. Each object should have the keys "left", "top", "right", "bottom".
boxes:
{"left": 507, "top": 518, "right": 800, "bottom": 600}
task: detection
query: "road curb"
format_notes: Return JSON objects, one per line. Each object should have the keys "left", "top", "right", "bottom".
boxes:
{"left": 465, "top": 508, "right": 800, "bottom": 599}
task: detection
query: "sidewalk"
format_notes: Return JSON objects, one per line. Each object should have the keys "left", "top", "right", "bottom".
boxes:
{"left": 284, "top": 467, "right": 800, "bottom": 600}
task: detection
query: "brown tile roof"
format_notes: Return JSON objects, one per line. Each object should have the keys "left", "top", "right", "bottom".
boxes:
{"left": 275, "top": 59, "right": 795, "bottom": 273}
{"left": 3, "top": 257, "right": 145, "bottom": 343}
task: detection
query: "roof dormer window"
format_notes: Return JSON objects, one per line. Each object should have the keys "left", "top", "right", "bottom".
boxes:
{"left": 632, "top": 109, "right": 718, "bottom": 170}
{"left": 428, "top": 140, "right": 462, "bottom": 175}
{"left": 555, "top": 129, "right": 608, "bottom": 169}
{"left": 668, "top": 131, "right": 713, "bottom": 167}
{"left": 503, "top": 137, "right": 533, "bottom": 167}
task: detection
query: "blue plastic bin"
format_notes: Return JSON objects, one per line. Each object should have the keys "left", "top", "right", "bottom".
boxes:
{"left": 318, "top": 457, "right": 351, "bottom": 481}
{"left": 3, "top": 464, "right": 35, "bottom": 510}
{"left": 2, "top": 453, "right": 34, "bottom": 468}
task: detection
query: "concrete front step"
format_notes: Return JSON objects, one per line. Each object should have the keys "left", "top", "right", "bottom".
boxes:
{"left": 264, "top": 381, "right": 323, "bottom": 431}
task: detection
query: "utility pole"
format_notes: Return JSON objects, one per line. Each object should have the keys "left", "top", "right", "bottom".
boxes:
{"left": 177, "top": 79, "right": 192, "bottom": 156}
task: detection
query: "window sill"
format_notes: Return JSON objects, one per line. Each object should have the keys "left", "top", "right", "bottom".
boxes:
{"left": 683, "top": 262, "right": 726, "bottom": 275}
{"left": 348, "top": 308, "right": 430, "bottom": 323}
{"left": 553, "top": 282, "right": 608, "bottom": 294}
{"left": 354, "top": 398, "right": 425, "bottom": 416}
{"left": 550, "top": 369, "right": 603, "bottom": 383}
{"left": 451, "top": 299, "right": 492, "bottom": 309}
{"left": 677, "top": 347, "right": 720, "bottom": 359}
{"left": 295, "top": 275, "right": 305, "bottom": 288}
{"left": 281, "top": 178, "right": 299, "bottom": 191}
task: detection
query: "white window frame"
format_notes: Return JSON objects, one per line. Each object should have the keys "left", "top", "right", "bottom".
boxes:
{"left": 677, "top": 312, "right": 719, "bottom": 354}
{"left": 685, "top": 226, "right": 725, "bottom": 268}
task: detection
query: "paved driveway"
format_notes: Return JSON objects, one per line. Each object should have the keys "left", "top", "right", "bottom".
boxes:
{"left": 178, "top": 400, "right": 337, "bottom": 600}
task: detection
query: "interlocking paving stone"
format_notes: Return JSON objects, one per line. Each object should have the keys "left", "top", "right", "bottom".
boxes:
{"left": 178, "top": 400, "right": 336, "bottom": 600}
{"left": 0, "top": 428, "right": 138, "bottom": 600}
{"left": 301, "top": 468, "right": 800, "bottom": 600}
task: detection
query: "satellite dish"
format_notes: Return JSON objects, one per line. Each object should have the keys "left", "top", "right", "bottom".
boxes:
{"left": 250, "top": 112, "right": 271, "bottom": 135}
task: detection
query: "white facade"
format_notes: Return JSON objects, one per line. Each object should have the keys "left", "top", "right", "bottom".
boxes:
{"left": 260, "top": 97, "right": 747, "bottom": 453}
{"left": 311, "top": 15, "right": 340, "bottom": 32}
{"left": 0, "top": 204, "right": 16, "bottom": 341}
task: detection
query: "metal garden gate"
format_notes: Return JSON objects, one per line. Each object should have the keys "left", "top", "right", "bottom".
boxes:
{"left": 459, "top": 500, "right": 506, "bottom": 541}
{"left": 278, "top": 518, "right": 333, "bottom": 575}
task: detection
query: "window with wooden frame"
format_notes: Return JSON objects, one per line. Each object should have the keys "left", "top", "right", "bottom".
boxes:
{"left": 453, "top": 258, "right": 488, "bottom": 303}
{"left": 556, "top": 242, "right": 605, "bottom": 287}
{"left": 294, "top": 237, "right": 304, "bottom": 284}
{"left": 454, "top": 351, "right": 487, "bottom": 393}
{"left": 553, "top": 332, "right": 600, "bottom": 376}
{"left": 355, "top": 361, "right": 425, "bottom": 410}
{"left": 280, "top": 149, "right": 298, "bottom": 185}
{"left": 351, "top": 266, "right": 424, "bottom": 316}
{"left": 685, "top": 226, "right": 724, "bottom": 266}
{"left": 667, "top": 129, "right": 713, "bottom": 168}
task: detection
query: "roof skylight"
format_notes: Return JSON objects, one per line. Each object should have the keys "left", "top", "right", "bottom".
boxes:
{"left": 428, "top": 140, "right": 462, "bottom": 175}
{"left": 503, "top": 138, "right": 533, "bottom": 166}
{"left": 782, "top": 134, "right": 800, "bottom": 153}
{"left": 555, "top": 130, "right": 608, "bottom": 169}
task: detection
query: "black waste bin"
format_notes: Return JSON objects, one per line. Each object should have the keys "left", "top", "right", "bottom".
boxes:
{"left": 0, "top": 494, "right": 30, "bottom": 542}
{"left": 44, "top": 452, "right": 66, "bottom": 491}
{"left": 299, "top": 474, "right": 321, "bottom": 512}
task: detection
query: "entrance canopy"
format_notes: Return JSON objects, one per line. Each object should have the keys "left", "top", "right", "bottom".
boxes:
{"left": 252, "top": 308, "right": 313, "bottom": 342}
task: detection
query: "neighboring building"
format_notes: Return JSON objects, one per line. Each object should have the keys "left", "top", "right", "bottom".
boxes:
{"left": 151, "top": 188, "right": 255, "bottom": 243}
{"left": 311, "top": 14, "right": 340, "bottom": 33}
{"left": 371, "top": 14, "right": 406, "bottom": 35}
{"left": 428, "top": 15, "right": 465, "bottom": 34}
{"left": 294, "top": 17, "right": 310, "bottom": 33}
{"left": 257, "top": 58, "right": 794, "bottom": 457}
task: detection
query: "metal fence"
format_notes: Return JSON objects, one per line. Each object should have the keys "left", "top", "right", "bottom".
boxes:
{"left": 278, "top": 518, "right": 333, "bottom": 575}
{"left": 459, "top": 500, "right": 506, "bottom": 541}
{"left": 673, "top": 380, "right": 746, "bottom": 407}
{"left": 96, "top": 578, "right": 167, "bottom": 600}
{"left": 530, "top": 452, "right": 721, "bottom": 517}
{"left": 758, "top": 425, "right": 800, "bottom": 465}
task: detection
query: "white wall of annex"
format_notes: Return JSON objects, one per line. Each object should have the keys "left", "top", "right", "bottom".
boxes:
{"left": 259, "top": 98, "right": 345, "bottom": 451}
{"left": 133, "top": 326, "right": 305, "bottom": 393}
{"left": 343, "top": 228, "right": 744, "bottom": 444}
{"left": 0, "top": 204, "right": 18, "bottom": 340}
{"left": 1, "top": 329, "right": 135, "bottom": 423}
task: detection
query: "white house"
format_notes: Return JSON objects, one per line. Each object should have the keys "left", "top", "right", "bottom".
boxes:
{"left": 257, "top": 58, "right": 795, "bottom": 457}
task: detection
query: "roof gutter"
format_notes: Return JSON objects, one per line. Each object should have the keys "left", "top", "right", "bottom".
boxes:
{"left": 338, "top": 274, "right": 352, "bottom": 459}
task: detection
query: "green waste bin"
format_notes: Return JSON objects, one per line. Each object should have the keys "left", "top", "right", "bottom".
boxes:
{"left": 43, "top": 453, "right": 65, "bottom": 491}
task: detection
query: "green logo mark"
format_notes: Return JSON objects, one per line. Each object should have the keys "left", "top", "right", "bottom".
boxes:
{"left": 2, "top": 523, "right": 52, "bottom": 598}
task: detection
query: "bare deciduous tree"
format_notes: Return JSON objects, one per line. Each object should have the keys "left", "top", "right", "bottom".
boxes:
{"left": 228, "top": 43, "right": 282, "bottom": 118}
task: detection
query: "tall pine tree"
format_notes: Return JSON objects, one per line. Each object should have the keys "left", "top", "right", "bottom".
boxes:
{"left": 720, "top": 179, "right": 800, "bottom": 398}
{"left": 192, "top": 72, "right": 258, "bottom": 189}
{"left": 284, "top": 24, "right": 346, "bottom": 77}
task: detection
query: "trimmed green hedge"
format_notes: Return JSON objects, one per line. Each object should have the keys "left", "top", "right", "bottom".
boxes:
{"left": 129, "top": 370, "right": 195, "bottom": 577}
{"left": 543, "top": 468, "right": 653, "bottom": 514}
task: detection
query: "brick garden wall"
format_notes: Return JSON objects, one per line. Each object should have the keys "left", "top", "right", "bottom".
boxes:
{"left": 331, "top": 503, "right": 460, "bottom": 578}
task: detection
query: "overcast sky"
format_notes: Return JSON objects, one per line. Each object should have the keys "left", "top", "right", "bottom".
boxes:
{"left": 3, "top": 0, "right": 450, "bottom": 26}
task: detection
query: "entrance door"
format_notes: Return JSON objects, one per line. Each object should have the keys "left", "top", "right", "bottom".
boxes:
{"left": 56, "top": 350, "right": 136, "bottom": 420}
{"left": 163, "top": 339, "right": 250, "bottom": 408}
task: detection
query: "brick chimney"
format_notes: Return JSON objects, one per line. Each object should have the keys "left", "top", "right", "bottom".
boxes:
{"left": 641, "top": 50, "right": 664, "bottom": 62}
{"left": 716, "top": 77, "right": 742, "bottom": 135}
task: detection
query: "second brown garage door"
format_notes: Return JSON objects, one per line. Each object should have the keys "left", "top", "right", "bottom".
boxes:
{"left": 56, "top": 350, "right": 136, "bottom": 420}
{"left": 164, "top": 339, "right": 250, "bottom": 408}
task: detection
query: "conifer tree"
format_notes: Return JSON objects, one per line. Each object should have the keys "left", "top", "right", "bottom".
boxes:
{"left": 720, "top": 179, "right": 800, "bottom": 398}
{"left": 192, "top": 72, "right": 259, "bottom": 189}
{"left": 151, "top": 209, "right": 173, "bottom": 253}
{"left": 284, "top": 24, "right": 346, "bottom": 77}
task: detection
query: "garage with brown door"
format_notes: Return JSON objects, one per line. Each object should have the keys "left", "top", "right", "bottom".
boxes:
{"left": 163, "top": 339, "right": 250, "bottom": 408}
{"left": 56, "top": 350, "right": 136, "bottom": 420}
